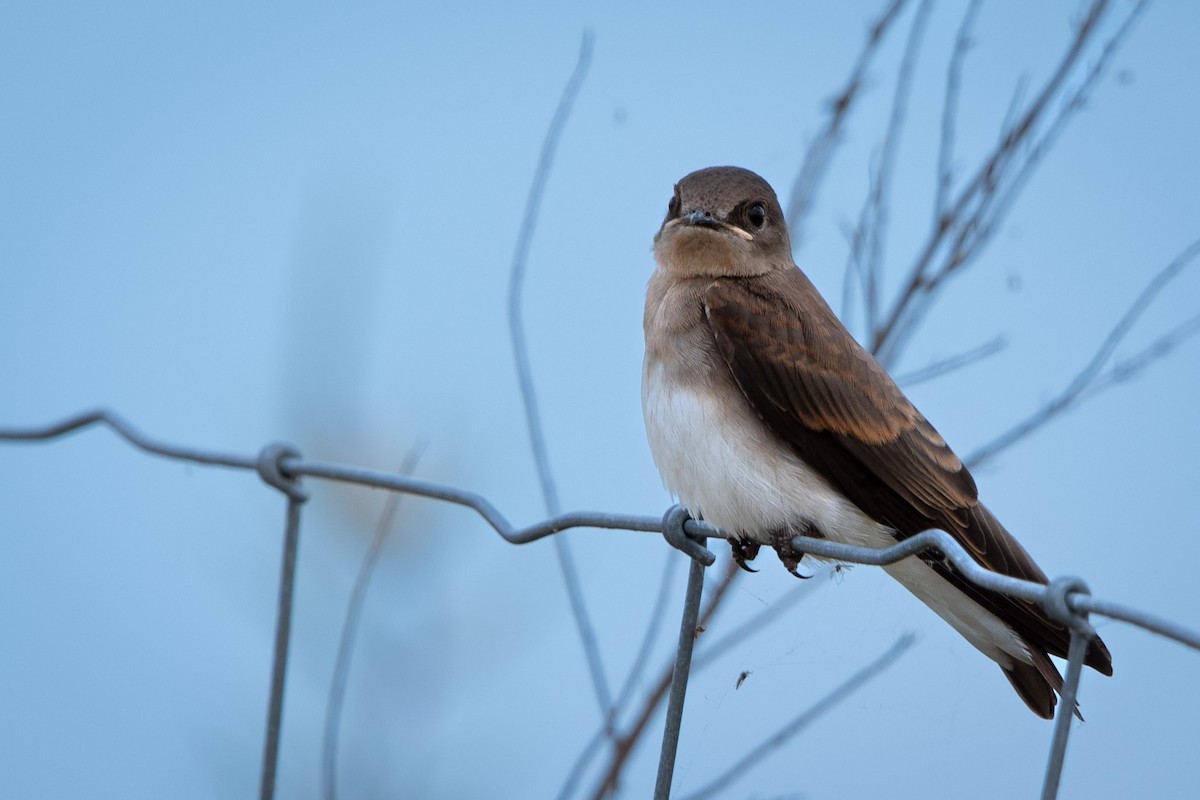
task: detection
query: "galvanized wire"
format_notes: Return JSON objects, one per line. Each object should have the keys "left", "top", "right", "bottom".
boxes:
{"left": 2, "top": 408, "right": 1199, "bottom": 800}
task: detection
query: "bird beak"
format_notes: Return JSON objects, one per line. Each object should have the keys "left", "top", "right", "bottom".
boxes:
{"left": 670, "top": 210, "right": 754, "bottom": 241}
{"left": 685, "top": 210, "right": 720, "bottom": 228}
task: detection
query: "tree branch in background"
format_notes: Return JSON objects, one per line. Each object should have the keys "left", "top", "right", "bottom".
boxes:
{"left": 555, "top": 1, "right": 1191, "bottom": 795}
{"left": 587, "top": 557, "right": 741, "bottom": 800}
{"left": 322, "top": 441, "right": 427, "bottom": 800}
{"left": 556, "top": 552, "right": 680, "bottom": 800}
{"left": 966, "top": 238, "right": 1200, "bottom": 469}
{"left": 506, "top": 32, "right": 615, "bottom": 723}
{"left": 678, "top": 634, "right": 917, "bottom": 800}
{"left": 871, "top": 0, "right": 1132, "bottom": 365}
{"left": 934, "top": 0, "right": 982, "bottom": 223}
{"left": 842, "top": 0, "right": 933, "bottom": 334}
{"left": 965, "top": 0, "right": 1150, "bottom": 271}
{"left": 785, "top": 0, "right": 910, "bottom": 244}
{"left": 895, "top": 334, "right": 1007, "bottom": 388}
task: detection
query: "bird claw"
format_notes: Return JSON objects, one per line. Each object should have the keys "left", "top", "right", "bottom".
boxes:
{"left": 771, "top": 527, "right": 816, "bottom": 579}
{"left": 729, "top": 538, "right": 761, "bottom": 572}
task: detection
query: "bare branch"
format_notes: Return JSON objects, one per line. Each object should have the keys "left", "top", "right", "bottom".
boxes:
{"left": 557, "top": 552, "right": 680, "bottom": 800}
{"left": 934, "top": 0, "right": 982, "bottom": 222}
{"left": 588, "top": 558, "right": 742, "bottom": 800}
{"left": 844, "top": 0, "right": 934, "bottom": 336}
{"left": 969, "top": 0, "right": 1150, "bottom": 259}
{"left": 678, "top": 634, "right": 918, "bottom": 800}
{"left": 785, "top": 0, "right": 910, "bottom": 244}
{"left": 573, "top": 563, "right": 832, "bottom": 797}
{"left": 882, "top": 1, "right": 1149, "bottom": 365}
{"left": 322, "top": 440, "right": 428, "bottom": 800}
{"left": 895, "top": 334, "right": 1007, "bottom": 388}
{"left": 873, "top": 0, "right": 1117, "bottom": 363}
{"left": 1077, "top": 314, "right": 1200, "bottom": 401}
{"left": 966, "top": 237, "right": 1200, "bottom": 468}
{"left": 506, "top": 32, "right": 614, "bottom": 720}
{"left": 612, "top": 553, "right": 681, "bottom": 722}
{"left": 693, "top": 568, "right": 830, "bottom": 670}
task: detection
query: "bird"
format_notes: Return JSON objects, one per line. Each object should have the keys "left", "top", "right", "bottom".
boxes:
{"left": 641, "top": 165, "right": 1112, "bottom": 718}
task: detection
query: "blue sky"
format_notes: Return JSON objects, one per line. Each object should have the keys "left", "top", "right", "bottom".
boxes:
{"left": 2, "top": 2, "right": 1199, "bottom": 798}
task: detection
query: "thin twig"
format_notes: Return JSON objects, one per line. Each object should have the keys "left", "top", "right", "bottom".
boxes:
{"left": 557, "top": 551, "right": 680, "bottom": 800}
{"left": 1076, "top": 314, "right": 1200, "bottom": 401}
{"left": 785, "top": 0, "right": 910, "bottom": 243}
{"left": 895, "top": 335, "right": 1007, "bottom": 388}
{"left": 556, "top": 727, "right": 609, "bottom": 800}
{"left": 865, "top": 0, "right": 933, "bottom": 333}
{"left": 881, "top": 1, "right": 1148, "bottom": 366}
{"left": 966, "top": 237, "right": 1200, "bottom": 468}
{"left": 588, "top": 558, "right": 741, "bottom": 800}
{"left": 565, "top": 563, "right": 830, "bottom": 799}
{"left": 678, "top": 634, "right": 918, "bottom": 800}
{"left": 506, "top": 32, "right": 614, "bottom": 720}
{"left": 842, "top": 0, "right": 933, "bottom": 333}
{"left": 934, "top": 0, "right": 982, "bottom": 222}
{"left": 321, "top": 441, "right": 428, "bottom": 800}
{"left": 873, "top": 0, "right": 1113, "bottom": 363}
{"left": 968, "top": 0, "right": 1150, "bottom": 265}
{"left": 693, "top": 568, "right": 830, "bottom": 670}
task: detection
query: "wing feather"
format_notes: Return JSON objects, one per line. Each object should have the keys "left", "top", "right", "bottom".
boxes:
{"left": 702, "top": 270, "right": 1113, "bottom": 675}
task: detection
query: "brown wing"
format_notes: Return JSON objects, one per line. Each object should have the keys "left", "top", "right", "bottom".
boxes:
{"left": 702, "top": 271, "right": 981, "bottom": 548}
{"left": 702, "top": 270, "right": 1114, "bottom": 682}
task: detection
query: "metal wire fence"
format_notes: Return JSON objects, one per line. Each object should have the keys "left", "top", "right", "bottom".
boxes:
{"left": 9, "top": 1, "right": 1200, "bottom": 796}
{"left": 2, "top": 408, "right": 1198, "bottom": 800}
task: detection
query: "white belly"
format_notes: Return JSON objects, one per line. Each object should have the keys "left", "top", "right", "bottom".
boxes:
{"left": 641, "top": 357, "right": 894, "bottom": 550}
{"left": 642, "top": 357, "right": 1031, "bottom": 667}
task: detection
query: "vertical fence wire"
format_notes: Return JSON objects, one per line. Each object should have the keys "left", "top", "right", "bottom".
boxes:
{"left": 259, "top": 497, "right": 300, "bottom": 800}
{"left": 1041, "top": 629, "right": 1093, "bottom": 800}
{"left": 256, "top": 457, "right": 308, "bottom": 800}
{"left": 2, "top": 413, "right": 1200, "bottom": 798}
{"left": 653, "top": 539, "right": 708, "bottom": 800}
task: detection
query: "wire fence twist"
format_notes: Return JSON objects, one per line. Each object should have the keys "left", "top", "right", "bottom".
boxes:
{"left": 6, "top": 5, "right": 1198, "bottom": 797}
{"left": 2, "top": 409, "right": 1198, "bottom": 799}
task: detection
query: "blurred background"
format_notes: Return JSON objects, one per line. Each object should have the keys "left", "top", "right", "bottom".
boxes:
{"left": 2, "top": 1, "right": 1198, "bottom": 798}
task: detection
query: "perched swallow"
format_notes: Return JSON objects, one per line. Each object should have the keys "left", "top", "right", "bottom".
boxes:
{"left": 641, "top": 166, "right": 1112, "bottom": 718}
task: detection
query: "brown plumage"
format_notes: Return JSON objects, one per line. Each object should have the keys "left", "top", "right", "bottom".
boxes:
{"left": 643, "top": 166, "right": 1112, "bottom": 719}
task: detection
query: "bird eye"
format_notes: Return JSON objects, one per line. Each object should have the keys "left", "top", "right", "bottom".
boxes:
{"left": 667, "top": 188, "right": 681, "bottom": 219}
{"left": 746, "top": 203, "right": 767, "bottom": 230}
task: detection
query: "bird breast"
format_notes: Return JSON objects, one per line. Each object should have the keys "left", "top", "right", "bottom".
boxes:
{"left": 641, "top": 354, "right": 893, "bottom": 551}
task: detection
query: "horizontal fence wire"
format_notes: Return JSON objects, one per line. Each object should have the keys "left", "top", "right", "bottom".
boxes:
{"left": 3, "top": 408, "right": 1199, "bottom": 800}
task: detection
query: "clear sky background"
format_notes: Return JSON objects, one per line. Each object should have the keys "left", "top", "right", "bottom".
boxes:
{"left": 2, "top": 2, "right": 1199, "bottom": 798}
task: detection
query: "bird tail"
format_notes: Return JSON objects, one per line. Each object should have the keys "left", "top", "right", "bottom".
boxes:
{"left": 1003, "top": 648, "right": 1068, "bottom": 720}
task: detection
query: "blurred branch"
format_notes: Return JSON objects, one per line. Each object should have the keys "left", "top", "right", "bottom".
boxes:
{"left": 968, "top": 0, "right": 1149, "bottom": 262}
{"left": 871, "top": 0, "right": 1144, "bottom": 365}
{"left": 843, "top": 0, "right": 933, "bottom": 334}
{"left": 564, "top": 563, "right": 831, "bottom": 799}
{"left": 693, "top": 567, "right": 831, "bottom": 670}
{"left": 588, "top": 558, "right": 742, "bottom": 800}
{"left": 557, "top": 552, "right": 680, "bottom": 800}
{"left": 679, "top": 634, "right": 918, "bottom": 800}
{"left": 322, "top": 441, "right": 427, "bottom": 800}
{"left": 966, "top": 237, "right": 1200, "bottom": 468}
{"left": 506, "top": 32, "right": 615, "bottom": 720}
{"left": 895, "top": 334, "right": 1007, "bottom": 388}
{"left": 1076, "top": 314, "right": 1200, "bottom": 400}
{"left": 785, "top": 0, "right": 910, "bottom": 245}
{"left": 934, "top": 0, "right": 981, "bottom": 221}
{"left": 607, "top": 2, "right": 1147, "bottom": 791}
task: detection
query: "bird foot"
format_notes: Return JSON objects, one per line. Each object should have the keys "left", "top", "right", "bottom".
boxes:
{"left": 770, "top": 526, "right": 820, "bottom": 579}
{"left": 728, "top": 538, "right": 761, "bottom": 572}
